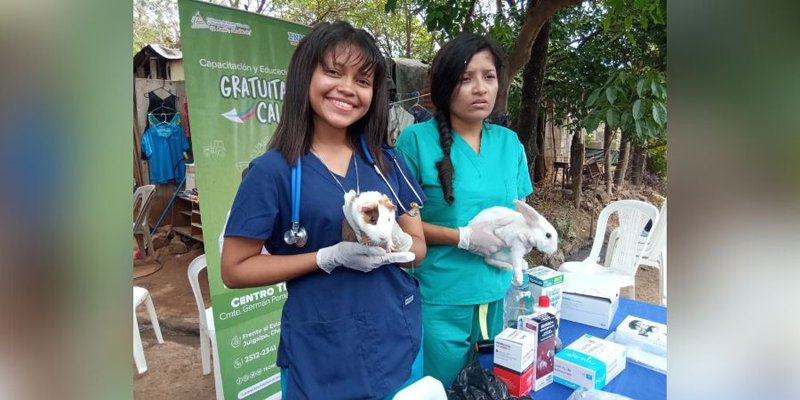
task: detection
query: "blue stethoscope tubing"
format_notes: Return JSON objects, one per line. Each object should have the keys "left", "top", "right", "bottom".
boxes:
{"left": 284, "top": 155, "right": 308, "bottom": 247}
{"left": 359, "top": 134, "right": 424, "bottom": 215}
{"left": 284, "top": 134, "right": 424, "bottom": 247}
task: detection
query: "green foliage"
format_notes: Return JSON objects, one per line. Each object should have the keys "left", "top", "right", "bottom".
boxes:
{"left": 582, "top": 70, "right": 666, "bottom": 142}
{"left": 506, "top": 70, "right": 524, "bottom": 129}
{"left": 133, "top": 0, "right": 180, "bottom": 54}
{"left": 543, "top": 0, "right": 665, "bottom": 136}
{"left": 207, "top": 0, "right": 435, "bottom": 60}
{"left": 647, "top": 143, "right": 667, "bottom": 180}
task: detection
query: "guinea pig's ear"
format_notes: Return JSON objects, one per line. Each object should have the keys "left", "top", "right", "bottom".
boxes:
{"left": 514, "top": 199, "right": 542, "bottom": 226}
{"left": 378, "top": 195, "right": 396, "bottom": 212}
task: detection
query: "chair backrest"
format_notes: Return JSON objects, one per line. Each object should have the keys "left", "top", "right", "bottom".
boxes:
{"left": 187, "top": 254, "right": 210, "bottom": 329}
{"left": 642, "top": 199, "right": 667, "bottom": 261}
{"left": 586, "top": 199, "right": 659, "bottom": 277}
{"left": 133, "top": 184, "right": 156, "bottom": 230}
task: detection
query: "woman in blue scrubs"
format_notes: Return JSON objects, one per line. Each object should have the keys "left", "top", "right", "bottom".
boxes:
{"left": 222, "top": 21, "right": 427, "bottom": 399}
{"left": 396, "top": 34, "right": 534, "bottom": 387}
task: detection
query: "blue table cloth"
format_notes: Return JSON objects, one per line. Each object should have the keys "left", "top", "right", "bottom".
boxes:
{"left": 480, "top": 297, "right": 666, "bottom": 400}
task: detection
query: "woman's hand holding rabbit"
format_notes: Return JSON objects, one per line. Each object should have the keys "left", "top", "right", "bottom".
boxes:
{"left": 457, "top": 216, "right": 515, "bottom": 257}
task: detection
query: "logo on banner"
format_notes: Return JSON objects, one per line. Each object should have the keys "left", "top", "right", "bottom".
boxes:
{"left": 190, "top": 12, "right": 208, "bottom": 29}
{"left": 221, "top": 104, "right": 258, "bottom": 123}
{"left": 208, "top": 16, "right": 252, "bottom": 36}
{"left": 288, "top": 32, "right": 304, "bottom": 46}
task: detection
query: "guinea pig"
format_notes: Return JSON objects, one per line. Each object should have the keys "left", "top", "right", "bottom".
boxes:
{"left": 341, "top": 190, "right": 397, "bottom": 251}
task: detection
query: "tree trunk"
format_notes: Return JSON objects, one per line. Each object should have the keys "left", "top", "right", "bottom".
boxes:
{"left": 603, "top": 124, "right": 614, "bottom": 194}
{"left": 511, "top": 17, "right": 550, "bottom": 181}
{"left": 534, "top": 114, "right": 547, "bottom": 182}
{"left": 615, "top": 138, "right": 631, "bottom": 187}
{"left": 404, "top": 3, "right": 412, "bottom": 58}
{"left": 631, "top": 144, "right": 647, "bottom": 186}
{"left": 570, "top": 131, "right": 584, "bottom": 208}
{"left": 494, "top": 0, "right": 583, "bottom": 115}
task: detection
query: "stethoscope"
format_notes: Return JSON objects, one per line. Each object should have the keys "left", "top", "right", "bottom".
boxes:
{"left": 283, "top": 134, "right": 425, "bottom": 247}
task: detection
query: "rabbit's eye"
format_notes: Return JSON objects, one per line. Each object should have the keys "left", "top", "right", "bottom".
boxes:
{"left": 546, "top": 233, "right": 552, "bottom": 238}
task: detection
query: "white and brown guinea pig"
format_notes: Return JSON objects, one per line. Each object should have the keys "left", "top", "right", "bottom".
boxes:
{"left": 341, "top": 190, "right": 397, "bottom": 251}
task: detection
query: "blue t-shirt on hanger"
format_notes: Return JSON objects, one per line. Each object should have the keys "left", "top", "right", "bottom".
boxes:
{"left": 141, "top": 113, "right": 189, "bottom": 184}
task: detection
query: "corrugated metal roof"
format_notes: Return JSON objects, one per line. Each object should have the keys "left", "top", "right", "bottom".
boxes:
{"left": 147, "top": 44, "right": 182, "bottom": 60}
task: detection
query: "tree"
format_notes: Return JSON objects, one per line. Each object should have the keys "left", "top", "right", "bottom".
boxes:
{"left": 133, "top": 0, "right": 180, "bottom": 53}
{"left": 388, "top": 0, "right": 586, "bottom": 114}
{"left": 211, "top": 0, "right": 436, "bottom": 60}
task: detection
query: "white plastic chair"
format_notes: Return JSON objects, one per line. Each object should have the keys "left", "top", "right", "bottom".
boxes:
{"left": 605, "top": 199, "right": 667, "bottom": 304}
{"left": 558, "top": 199, "right": 659, "bottom": 299}
{"left": 133, "top": 286, "right": 164, "bottom": 374}
{"left": 133, "top": 184, "right": 157, "bottom": 260}
{"left": 393, "top": 376, "right": 447, "bottom": 400}
{"left": 187, "top": 254, "right": 223, "bottom": 400}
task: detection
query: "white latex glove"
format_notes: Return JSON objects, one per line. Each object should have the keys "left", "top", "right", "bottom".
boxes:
{"left": 457, "top": 216, "right": 515, "bottom": 257}
{"left": 317, "top": 242, "right": 415, "bottom": 273}
{"left": 391, "top": 221, "right": 413, "bottom": 252}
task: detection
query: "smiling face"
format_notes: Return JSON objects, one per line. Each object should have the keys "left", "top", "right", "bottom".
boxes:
{"left": 308, "top": 45, "right": 374, "bottom": 135}
{"left": 448, "top": 49, "right": 498, "bottom": 126}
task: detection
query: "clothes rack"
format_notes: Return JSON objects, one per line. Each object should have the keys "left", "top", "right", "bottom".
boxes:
{"left": 390, "top": 92, "right": 429, "bottom": 106}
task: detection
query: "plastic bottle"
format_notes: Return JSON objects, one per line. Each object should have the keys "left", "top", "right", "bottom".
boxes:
{"left": 533, "top": 295, "right": 563, "bottom": 351}
{"left": 533, "top": 295, "right": 558, "bottom": 320}
{"left": 503, "top": 279, "right": 533, "bottom": 329}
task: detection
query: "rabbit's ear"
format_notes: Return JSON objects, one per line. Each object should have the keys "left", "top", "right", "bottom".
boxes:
{"left": 514, "top": 199, "right": 543, "bottom": 225}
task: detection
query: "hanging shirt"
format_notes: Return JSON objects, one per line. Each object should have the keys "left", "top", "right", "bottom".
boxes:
{"left": 396, "top": 119, "right": 533, "bottom": 305}
{"left": 224, "top": 147, "right": 426, "bottom": 399}
{"left": 140, "top": 113, "right": 189, "bottom": 184}
{"left": 388, "top": 104, "right": 415, "bottom": 147}
{"left": 146, "top": 92, "right": 178, "bottom": 129}
{"left": 408, "top": 104, "right": 433, "bottom": 123}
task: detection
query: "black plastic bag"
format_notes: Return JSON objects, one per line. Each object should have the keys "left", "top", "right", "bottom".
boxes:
{"left": 446, "top": 361, "right": 533, "bottom": 400}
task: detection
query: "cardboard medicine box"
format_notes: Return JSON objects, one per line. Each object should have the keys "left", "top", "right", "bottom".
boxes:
{"left": 615, "top": 315, "right": 667, "bottom": 356}
{"left": 493, "top": 328, "right": 536, "bottom": 372}
{"left": 560, "top": 277, "right": 620, "bottom": 329}
{"left": 493, "top": 364, "right": 534, "bottom": 397}
{"left": 517, "top": 312, "right": 557, "bottom": 391}
{"left": 527, "top": 266, "right": 564, "bottom": 311}
{"left": 494, "top": 328, "right": 537, "bottom": 396}
{"left": 554, "top": 334, "right": 627, "bottom": 390}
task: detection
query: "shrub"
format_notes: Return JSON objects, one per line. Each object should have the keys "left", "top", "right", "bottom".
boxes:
{"left": 647, "top": 144, "right": 667, "bottom": 180}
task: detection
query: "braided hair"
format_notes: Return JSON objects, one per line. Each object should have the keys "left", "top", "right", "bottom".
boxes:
{"left": 434, "top": 111, "right": 455, "bottom": 203}
{"left": 429, "top": 33, "right": 506, "bottom": 204}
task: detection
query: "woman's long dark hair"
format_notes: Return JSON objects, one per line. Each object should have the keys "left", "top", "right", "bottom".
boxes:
{"left": 269, "top": 20, "right": 390, "bottom": 173}
{"left": 429, "top": 33, "right": 506, "bottom": 204}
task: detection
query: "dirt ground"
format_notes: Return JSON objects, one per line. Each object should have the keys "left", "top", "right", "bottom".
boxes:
{"left": 132, "top": 182, "right": 665, "bottom": 399}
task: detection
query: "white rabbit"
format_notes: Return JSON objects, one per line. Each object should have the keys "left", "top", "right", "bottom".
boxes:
{"left": 468, "top": 199, "right": 559, "bottom": 285}
{"left": 341, "top": 190, "right": 398, "bottom": 251}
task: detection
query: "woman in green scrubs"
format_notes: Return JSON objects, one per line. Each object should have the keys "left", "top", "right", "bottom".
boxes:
{"left": 396, "top": 33, "right": 533, "bottom": 387}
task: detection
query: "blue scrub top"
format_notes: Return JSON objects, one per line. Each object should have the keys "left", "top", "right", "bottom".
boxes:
{"left": 225, "top": 147, "right": 426, "bottom": 399}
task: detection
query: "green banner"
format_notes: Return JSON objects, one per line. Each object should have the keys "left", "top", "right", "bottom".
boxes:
{"left": 178, "top": 1, "right": 309, "bottom": 398}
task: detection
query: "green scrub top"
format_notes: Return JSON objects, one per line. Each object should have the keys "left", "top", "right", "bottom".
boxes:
{"left": 396, "top": 119, "right": 533, "bottom": 305}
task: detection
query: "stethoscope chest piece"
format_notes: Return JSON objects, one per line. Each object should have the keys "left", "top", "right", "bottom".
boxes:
{"left": 284, "top": 222, "right": 308, "bottom": 247}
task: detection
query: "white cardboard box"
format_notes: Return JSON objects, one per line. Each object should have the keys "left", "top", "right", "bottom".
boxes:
{"left": 494, "top": 328, "right": 537, "bottom": 373}
{"left": 517, "top": 313, "right": 557, "bottom": 391}
{"left": 614, "top": 315, "right": 667, "bottom": 357}
{"left": 527, "top": 266, "right": 565, "bottom": 311}
{"left": 554, "top": 334, "right": 627, "bottom": 390}
{"left": 560, "top": 277, "right": 620, "bottom": 329}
